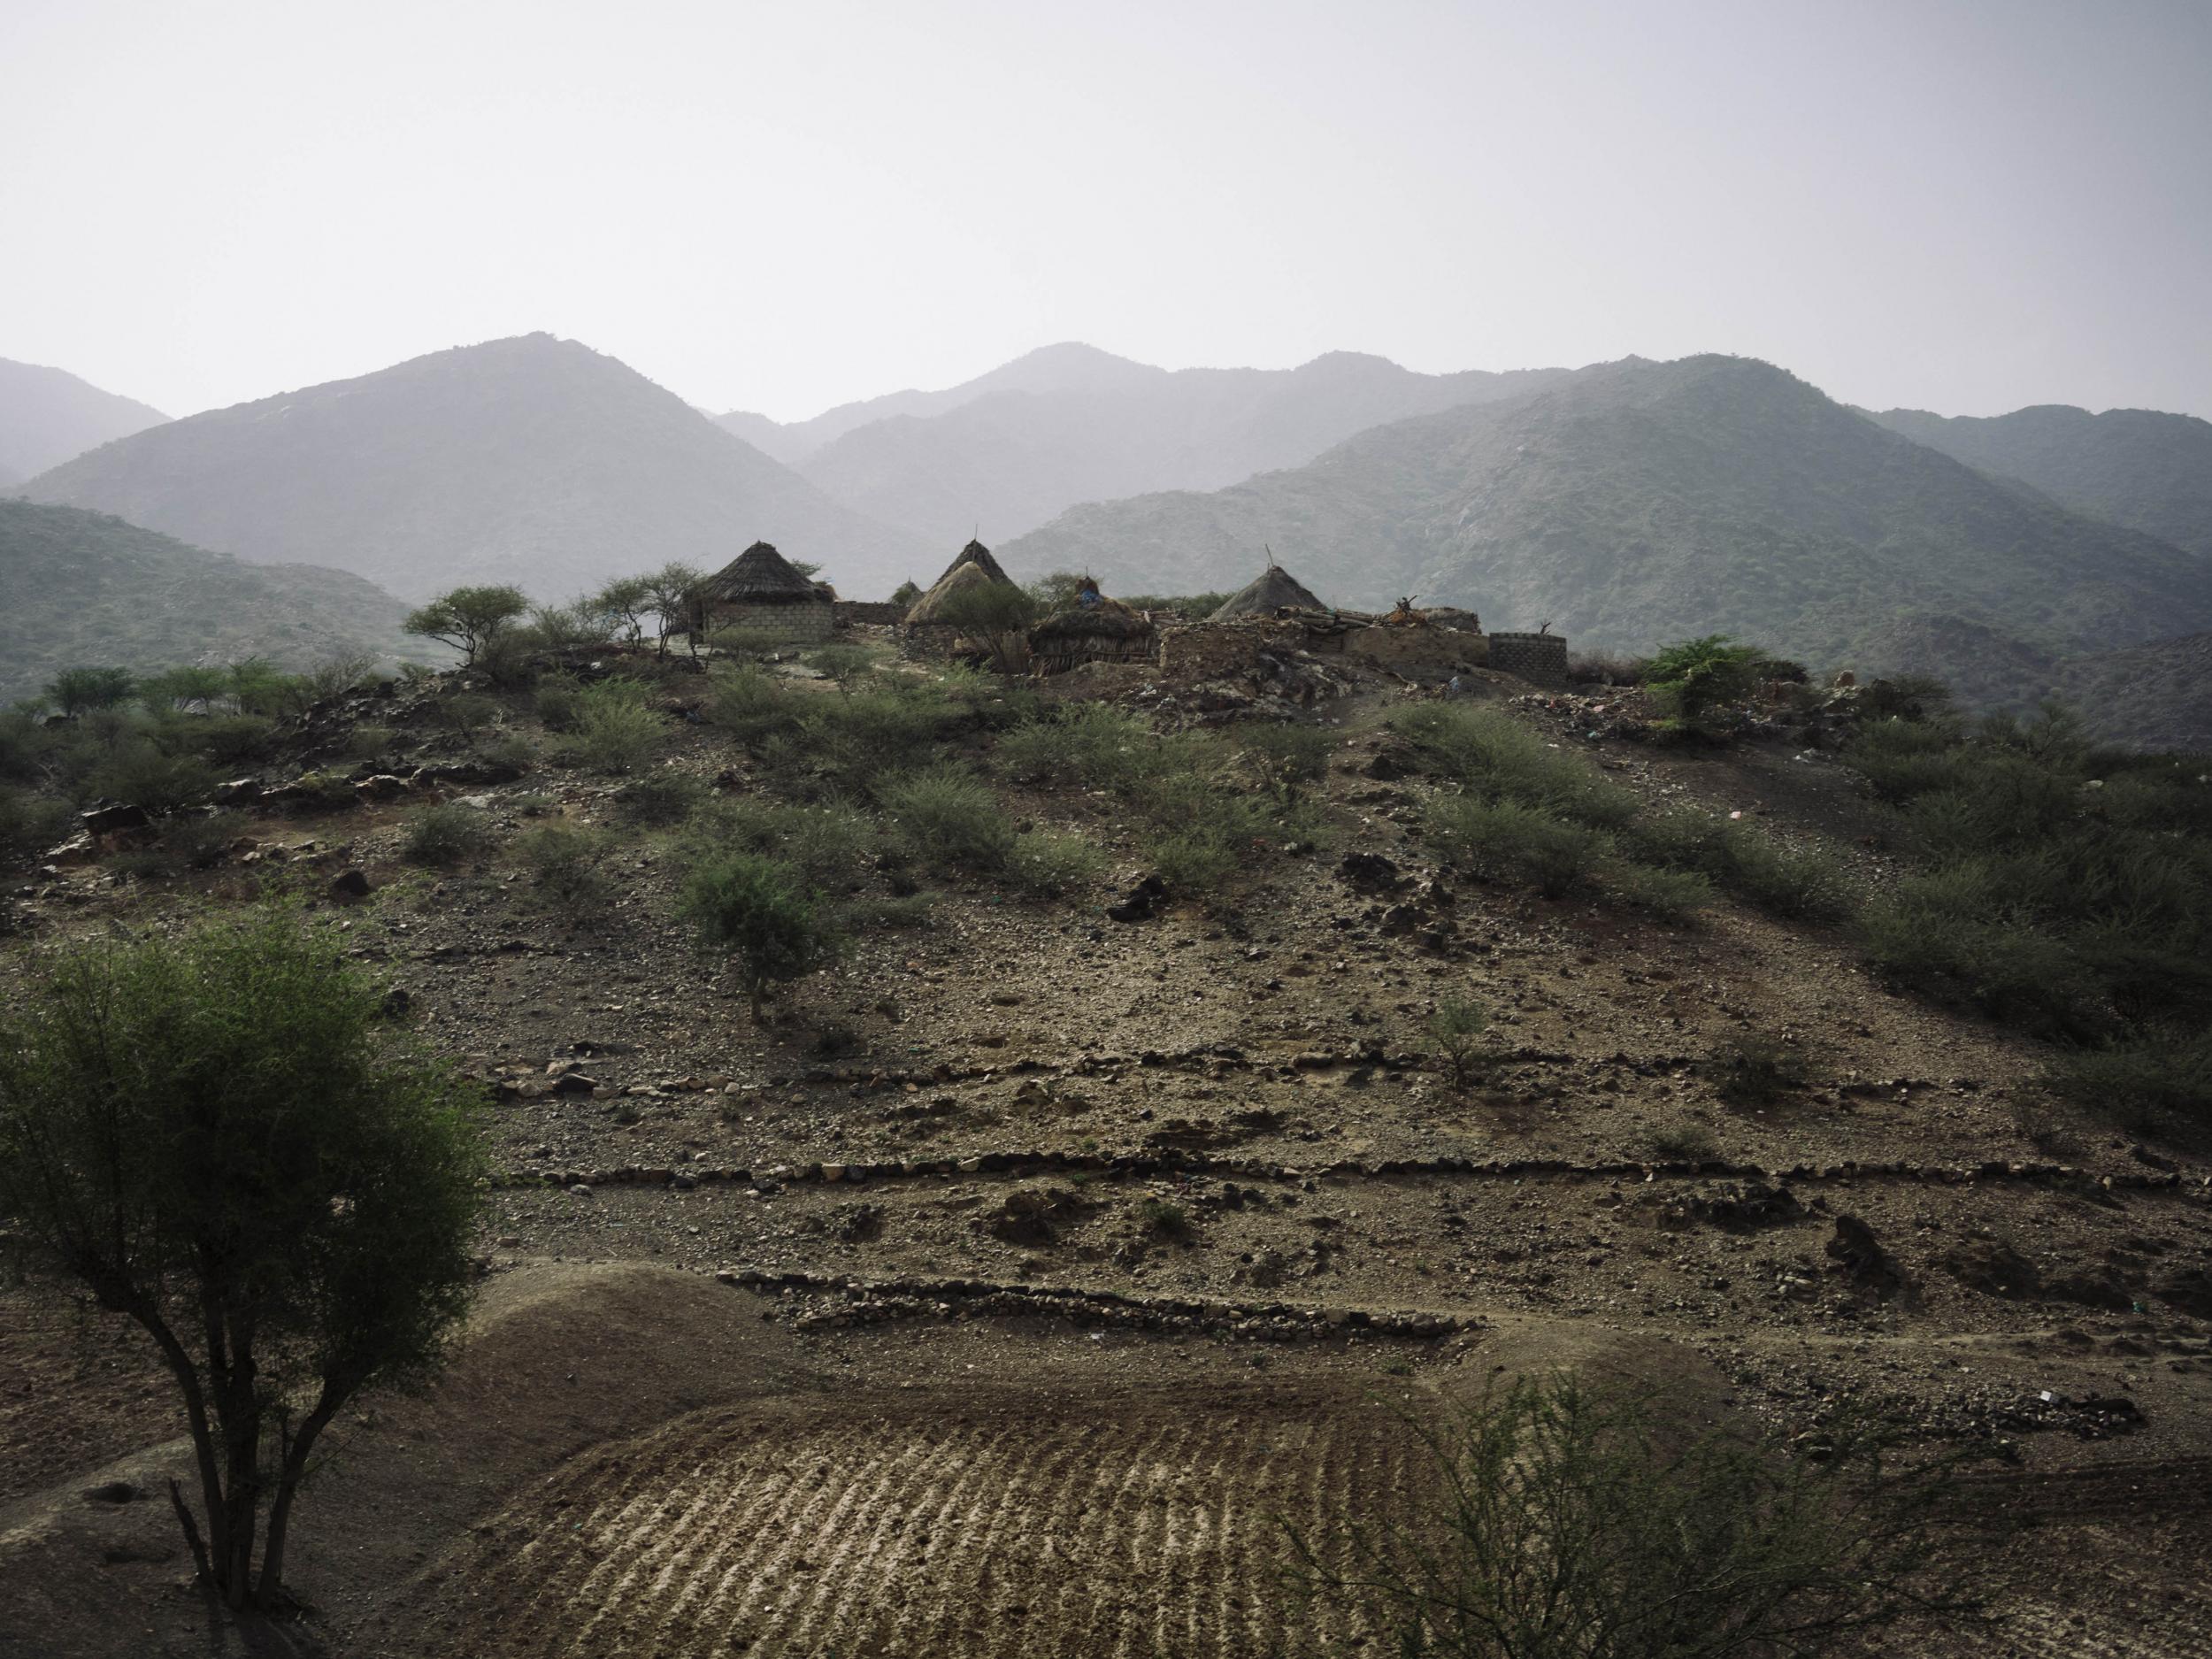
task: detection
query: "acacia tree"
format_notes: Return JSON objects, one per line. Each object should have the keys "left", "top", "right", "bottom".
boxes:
{"left": 593, "top": 575, "right": 654, "bottom": 646}
{"left": 402, "top": 584, "right": 530, "bottom": 665}
{"left": 677, "top": 851, "right": 841, "bottom": 1018}
{"left": 0, "top": 910, "right": 487, "bottom": 1610}
{"left": 44, "top": 665, "right": 138, "bottom": 714}
{"left": 642, "top": 561, "right": 705, "bottom": 657}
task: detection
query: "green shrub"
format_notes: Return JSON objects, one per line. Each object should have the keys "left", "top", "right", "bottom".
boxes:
{"left": 2044, "top": 1033, "right": 2212, "bottom": 1139}
{"left": 111, "top": 810, "right": 244, "bottom": 881}
{"left": 1240, "top": 722, "right": 1335, "bottom": 803}
{"left": 1146, "top": 828, "right": 1242, "bottom": 898}
{"left": 0, "top": 787, "right": 74, "bottom": 860}
{"left": 563, "top": 683, "right": 664, "bottom": 775}
{"left": 677, "top": 852, "right": 841, "bottom": 1018}
{"left": 1391, "top": 703, "right": 1638, "bottom": 828}
{"left": 1427, "top": 795, "right": 1611, "bottom": 898}
{"left": 802, "top": 681, "right": 965, "bottom": 790}
{"left": 688, "top": 797, "right": 876, "bottom": 889}
{"left": 402, "top": 803, "right": 494, "bottom": 867}
{"left": 1139, "top": 1199, "right": 1192, "bottom": 1240}
{"left": 1426, "top": 995, "right": 1492, "bottom": 1087}
{"left": 88, "top": 741, "right": 217, "bottom": 814}
{"left": 614, "top": 769, "right": 705, "bottom": 826}
{"left": 533, "top": 674, "right": 586, "bottom": 733}
{"left": 1007, "top": 830, "right": 1103, "bottom": 898}
{"left": 1643, "top": 634, "right": 1764, "bottom": 721}
{"left": 1288, "top": 1374, "right": 1982, "bottom": 1656}
{"left": 173, "top": 713, "right": 279, "bottom": 767}
{"left": 883, "top": 765, "right": 1015, "bottom": 871}
{"left": 344, "top": 724, "right": 396, "bottom": 764}
{"left": 1604, "top": 860, "right": 1715, "bottom": 920}
{"left": 1701, "top": 1033, "right": 1808, "bottom": 1107}
{"left": 437, "top": 693, "right": 500, "bottom": 736}
{"left": 803, "top": 643, "right": 879, "bottom": 689}
{"left": 703, "top": 664, "right": 795, "bottom": 744}
{"left": 513, "top": 824, "right": 611, "bottom": 915}
{"left": 1627, "top": 810, "right": 1856, "bottom": 923}
{"left": 1647, "top": 1121, "right": 1720, "bottom": 1161}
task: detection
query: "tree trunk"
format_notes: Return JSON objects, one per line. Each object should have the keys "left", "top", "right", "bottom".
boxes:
{"left": 254, "top": 1382, "right": 345, "bottom": 1608}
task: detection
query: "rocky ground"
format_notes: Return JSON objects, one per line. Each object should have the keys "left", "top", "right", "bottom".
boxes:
{"left": 3, "top": 641, "right": 2208, "bottom": 1657}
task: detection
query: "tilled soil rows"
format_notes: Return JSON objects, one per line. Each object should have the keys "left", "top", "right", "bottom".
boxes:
{"left": 392, "top": 1383, "right": 1417, "bottom": 1659}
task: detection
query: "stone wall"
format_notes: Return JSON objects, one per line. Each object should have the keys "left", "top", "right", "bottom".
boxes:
{"left": 833, "top": 601, "right": 906, "bottom": 627}
{"left": 1158, "top": 622, "right": 1297, "bottom": 678}
{"left": 1347, "top": 625, "right": 1487, "bottom": 671}
{"left": 703, "top": 600, "right": 834, "bottom": 645}
{"left": 1487, "top": 631, "right": 1569, "bottom": 687}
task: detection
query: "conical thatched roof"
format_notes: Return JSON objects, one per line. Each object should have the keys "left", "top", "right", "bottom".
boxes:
{"left": 905, "top": 558, "right": 1002, "bottom": 625}
{"left": 906, "top": 538, "right": 1019, "bottom": 625}
{"left": 696, "top": 541, "right": 822, "bottom": 604}
{"left": 1210, "top": 561, "right": 1326, "bottom": 621}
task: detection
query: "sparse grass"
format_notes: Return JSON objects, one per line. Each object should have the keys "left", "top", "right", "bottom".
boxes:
{"left": 1391, "top": 703, "right": 1639, "bottom": 829}
{"left": 614, "top": 769, "right": 705, "bottom": 826}
{"left": 1426, "top": 795, "right": 1612, "bottom": 898}
{"left": 1701, "top": 1033, "right": 1808, "bottom": 1107}
{"left": 1006, "top": 830, "right": 1102, "bottom": 899}
{"left": 512, "top": 824, "right": 611, "bottom": 915}
{"left": 1625, "top": 810, "right": 1856, "bottom": 924}
{"left": 1646, "top": 1121, "right": 1721, "bottom": 1162}
{"left": 1603, "top": 860, "right": 1716, "bottom": 920}
{"left": 402, "top": 802, "right": 494, "bottom": 866}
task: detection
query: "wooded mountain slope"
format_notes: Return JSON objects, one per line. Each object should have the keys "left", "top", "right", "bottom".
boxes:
{"left": 1866, "top": 403, "right": 2212, "bottom": 558}
{"left": 0, "top": 502, "right": 432, "bottom": 703}
{"left": 0, "top": 357, "right": 167, "bottom": 487}
{"left": 1003, "top": 355, "right": 2212, "bottom": 711}
{"left": 21, "top": 334, "right": 926, "bottom": 601}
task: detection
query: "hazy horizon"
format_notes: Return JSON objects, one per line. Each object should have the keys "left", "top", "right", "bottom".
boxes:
{"left": 4, "top": 0, "right": 2208, "bottom": 425}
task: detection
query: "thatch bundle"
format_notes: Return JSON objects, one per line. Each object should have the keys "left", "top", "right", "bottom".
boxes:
{"left": 1030, "top": 587, "right": 1153, "bottom": 646}
{"left": 1210, "top": 562, "right": 1327, "bottom": 621}
{"left": 695, "top": 541, "right": 820, "bottom": 606}
{"left": 906, "top": 539, "right": 1019, "bottom": 625}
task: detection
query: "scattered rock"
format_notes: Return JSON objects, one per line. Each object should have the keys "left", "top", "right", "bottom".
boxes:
{"left": 1824, "top": 1214, "right": 1903, "bottom": 1293}
{"left": 1336, "top": 851, "right": 1402, "bottom": 893}
{"left": 80, "top": 801, "right": 150, "bottom": 835}
{"left": 1106, "top": 874, "right": 1166, "bottom": 924}
{"left": 329, "top": 869, "right": 374, "bottom": 902}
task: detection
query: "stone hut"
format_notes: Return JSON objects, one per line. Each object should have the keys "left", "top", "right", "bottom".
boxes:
{"left": 1027, "top": 577, "right": 1156, "bottom": 674}
{"left": 1486, "top": 629, "right": 1569, "bottom": 687}
{"left": 692, "top": 541, "right": 833, "bottom": 645}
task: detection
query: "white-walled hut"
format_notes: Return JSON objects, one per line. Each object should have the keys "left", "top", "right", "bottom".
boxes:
{"left": 691, "top": 541, "right": 833, "bottom": 644}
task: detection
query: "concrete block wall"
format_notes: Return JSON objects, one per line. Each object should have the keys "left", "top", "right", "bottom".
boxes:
{"left": 1486, "top": 631, "right": 1569, "bottom": 687}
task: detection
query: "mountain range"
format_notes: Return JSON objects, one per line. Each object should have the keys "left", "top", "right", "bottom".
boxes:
{"left": 722, "top": 342, "right": 1571, "bottom": 549}
{"left": 0, "top": 358, "right": 167, "bottom": 488}
{"left": 0, "top": 501, "right": 433, "bottom": 704}
{"left": 19, "top": 334, "right": 927, "bottom": 602}
{"left": 1863, "top": 403, "right": 2212, "bottom": 558}
{"left": 1001, "top": 355, "right": 2212, "bottom": 717}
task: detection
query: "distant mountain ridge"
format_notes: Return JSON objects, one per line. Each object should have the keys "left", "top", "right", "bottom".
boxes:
{"left": 21, "top": 334, "right": 927, "bottom": 601}
{"left": 1863, "top": 403, "right": 2212, "bottom": 559}
{"left": 720, "top": 342, "right": 1573, "bottom": 549}
{"left": 0, "top": 501, "right": 433, "bottom": 703}
{"left": 1002, "top": 355, "right": 2212, "bottom": 724}
{"left": 0, "top": 357, "right": 168, "bottom": 486}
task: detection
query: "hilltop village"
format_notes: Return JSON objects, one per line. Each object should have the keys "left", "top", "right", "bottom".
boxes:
{"left": 4, "top": 533, "right": 2209, "bottom": 1657}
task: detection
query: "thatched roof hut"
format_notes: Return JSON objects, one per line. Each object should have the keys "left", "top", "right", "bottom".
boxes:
{"left": 693, "top": 541, "right": 834, "bottom": 643}
{"left": 1210, "top": 561, "right": 1327, "bottom": 621}
{"left": 696, "top": 541, "right": 820, "bottom": 606}
{"left": 1028, "top": 576, "right": 1156, "bottom": 671}
{"left": 906, "top": 538, "right": 1020, "bottom": 626}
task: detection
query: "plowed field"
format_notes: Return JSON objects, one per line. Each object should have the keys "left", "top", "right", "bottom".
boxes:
{"left": 395, "top": 1383, "right": 1418, "bottom": 1659}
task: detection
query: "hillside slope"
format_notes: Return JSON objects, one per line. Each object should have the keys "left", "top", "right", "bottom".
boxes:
{"left": 1003, "top": 355, "right": 2212, "bottom": 710}
{"left": 0, "top": 501, "right": 434, "bottom": 702}
{"left": 2055, "top": 631, "right": 2212, "bottom": 752}
{"left": 0, "top": 357, "right": 168, "bottom": 486}
{"left": 794, "top": 350, "right": 1574, "bottom": 549}
{"left": 1866, "top": 403, "right": 2212, "bottom": 557}
{"left": 21, "top": 334, "right": 926, "bottom": 600}
{"left": 714, "top": 342, "right": 1173, "bottom": 463}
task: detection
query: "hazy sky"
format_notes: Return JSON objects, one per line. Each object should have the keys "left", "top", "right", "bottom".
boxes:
{"left": 4, "top": 0, "right": 2208, "bottom": 423}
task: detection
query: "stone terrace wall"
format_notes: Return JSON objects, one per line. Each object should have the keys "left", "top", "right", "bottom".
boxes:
{"left": 834, "top": 601, "right": 906, "bottom": 627}
{"left": 1487, "top": 631, "right": 1569, "bottom": 687}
